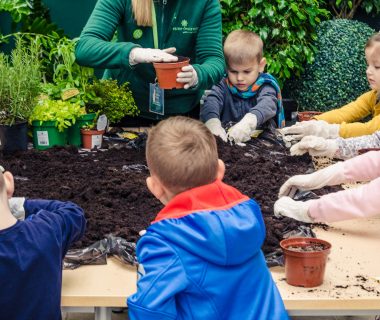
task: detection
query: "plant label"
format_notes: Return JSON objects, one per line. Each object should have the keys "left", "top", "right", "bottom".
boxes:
{"left": 149, "top": 83, "right": 164, "bottom": 115}
{"left": 97, "top": 114, "right": 108, "bottom": 131}
{"left": 37, "top": 131, "right": 49, "bottom": 146}
{"left": 61, "top": 88, "right": 80, "bottom": 101}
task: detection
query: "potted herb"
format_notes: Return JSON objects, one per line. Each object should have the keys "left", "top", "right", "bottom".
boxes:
{"left": 0, "top": 38, "right": 41, "bottom": 152}
{"left": 80, "top": 114, "right": 106, "bottom": 150}
{"left": 29, "top": 99, "right": 84, "bottom": 150}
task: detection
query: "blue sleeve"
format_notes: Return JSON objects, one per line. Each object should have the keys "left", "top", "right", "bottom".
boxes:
{"left": 200, "top": 80, "right": 226, "bottom": 122}
{"left": 128, "top": 234, "right": 189, "bottom": 320}
{"left": 24, "top": 199, "right": 86, "bottom": 254}
{"left": 250, "top": 85, "right": 277, "bottom": 127}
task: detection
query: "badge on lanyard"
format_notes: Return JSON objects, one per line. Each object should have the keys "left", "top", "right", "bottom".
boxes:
{"left": 149, "top": 82, "right": 165, "bottom": 115}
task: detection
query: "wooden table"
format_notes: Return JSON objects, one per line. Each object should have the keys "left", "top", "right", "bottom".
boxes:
{"left": 61, "top": 218, "right": 380, "bottom": 319}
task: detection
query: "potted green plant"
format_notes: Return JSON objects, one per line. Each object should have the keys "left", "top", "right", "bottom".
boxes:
{"left": 80, "top": 114, "right": 106, "bottom": 150}
{"left": 29, "top": 98, "right": 84, "bottom": 150}
{"left": 0, "top": 38, "right": 41, "bottom": 152}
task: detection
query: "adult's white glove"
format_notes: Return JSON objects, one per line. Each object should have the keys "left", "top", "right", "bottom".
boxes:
{"left": 176, "top": 65, "right": 198, "bottom": 89}
{"left": 205, "top": 118, "right": 228, "bottom": 142}
{"left": 228, "top": 113, "right": 257, "bottom": 143}
{"left": 274, "top": 197, "right": 314, "bottom": 223}
{"left": 8, "top": 197, "right": 26, "bottom": 220}
{"left": 280, "top": 120, "right": 340, "bottom": 141}
{"left": 278, "top": 161, "right": 344, "bottom": 197}
{"left": 129, "top": 47, "right": 178, "bottom": 65}
{"left": 290, "top": 135, "right": 339, "bottom": 158}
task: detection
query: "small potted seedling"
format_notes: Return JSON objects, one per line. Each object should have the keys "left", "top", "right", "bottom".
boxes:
{"left": 153, "top": 56, "right": 190, "bottom": 89}
{"left": 280, "top": 237, "right": 331, "bottom": 287}
{"left": 80, "top": 114, "right": 107, "bottom": 149}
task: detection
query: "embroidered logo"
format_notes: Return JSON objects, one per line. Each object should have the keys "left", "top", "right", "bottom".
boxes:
{"left": 173, "top": 19, "right": 198, "bottom": 34}
{"left": 181, "top": 19, "right": 188, "bottom": 27}
{"left": 133, "top": 29, "right": 143, "bottom": 39}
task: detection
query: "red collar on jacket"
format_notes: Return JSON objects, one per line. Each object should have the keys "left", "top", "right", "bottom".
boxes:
{"left": 152, "top": 180, "right": 249, "bottom": 224}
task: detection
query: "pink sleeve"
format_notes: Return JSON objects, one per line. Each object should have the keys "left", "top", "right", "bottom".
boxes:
{"left": 308, "top": 176, "right": 380, "bottom": 222}
{"left": 341, "top": 151, "right": 380, "bottom": 182}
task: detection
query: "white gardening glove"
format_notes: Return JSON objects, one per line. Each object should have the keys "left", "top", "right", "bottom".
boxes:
{"left": 8, "top": 197, "right": 26, "bottom": 220}
{"left": 205, "top": 118, "right": 228, "bottom": 142}
{"left": 290, "top": 135, "right": 339, "bottom": 158}
{"left": 129, "top": 47, "right": 178, "bottom": 65}
{"left": 278, "top": 161, "right": 345, "bottom": 197}
{"left": 274, "top": 197, "right": 314, "bottom": 223}
{"left": 176, "top": 65, "right": 198, "bottom": 89}
{"left": 280, "top": 120, "right": 340, "bottom": 141}
{"left": 227, "top": 113, "right": 258, "bottom": 144}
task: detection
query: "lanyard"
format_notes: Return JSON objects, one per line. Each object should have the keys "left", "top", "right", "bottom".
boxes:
{"left": 151, "top": 1, "right": 158, "bottom": 49}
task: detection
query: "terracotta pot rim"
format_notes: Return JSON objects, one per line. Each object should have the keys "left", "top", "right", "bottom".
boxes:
{"left": 153, "top": 57, "right": 190, "bottom": 69}
{"left": 280, "top": 237, "right": 331, "bottom": 257}
{"left": 80, "top": 129, "right": 105, "bottom": 135}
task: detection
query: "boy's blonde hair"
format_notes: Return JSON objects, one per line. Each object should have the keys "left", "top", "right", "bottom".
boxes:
{"left": 132, "top": 0, "right": 152, "bottom": 26}
{"left": 224, "top": 30, "right": 263, "bottom": 66}
{"left": 146, "top": 116, "right": 219, "bottom": 195}
{"left": 366, "top": 32, "right": 380, "bottom": 48}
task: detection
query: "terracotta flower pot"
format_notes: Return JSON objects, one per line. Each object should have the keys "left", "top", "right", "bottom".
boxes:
{"left": 280, "top": 237, "right": 331, "bottom": 288}
{"left": 153, "top": 56, "right": 190, "bottom": 89}
{"left": 297, "top": 111, "right": 323, "bottom": 122}
{"left": 81, "top": 129, "right": 105, "bottom": 149}
{"left": 358, "top": 148, "right": 380, "bottom": 155}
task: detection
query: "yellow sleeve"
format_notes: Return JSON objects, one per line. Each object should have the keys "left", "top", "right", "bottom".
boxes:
{"left": 338, "top": 114, "right": 380, "bottom": 138}
{"left": 314, "top": 91, "right": 375, "bottom": 124}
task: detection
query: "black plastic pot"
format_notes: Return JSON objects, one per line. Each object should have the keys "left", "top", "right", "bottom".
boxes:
{"left": 0, "top": 121, "right": 28, "bottom": 153}
{"left": 282, "top": 98, "right": 298, "bottom": 121}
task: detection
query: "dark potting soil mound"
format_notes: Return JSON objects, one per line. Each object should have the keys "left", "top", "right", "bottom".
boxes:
{"left": 0, "top": 133, "right": 336, "bottom": 255}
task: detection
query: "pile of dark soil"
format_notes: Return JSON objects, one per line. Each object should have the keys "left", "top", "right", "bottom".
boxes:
{"left": 0, "top": 132, "right": 333, "bottom": 255}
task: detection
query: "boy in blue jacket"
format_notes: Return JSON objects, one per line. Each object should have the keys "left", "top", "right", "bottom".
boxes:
{"left": 127, "top": 116, "right": 288, "bottom": 320}
{"left": 0, "top": 166, "right": 86, "bottom": 320}
{"left": 200, "top": 30, "right": 285, "bottom": 143}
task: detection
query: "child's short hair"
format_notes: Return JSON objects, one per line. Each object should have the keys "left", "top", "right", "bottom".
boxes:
{"left": 224, "top": 30, "right": 263, "bottom": 66}
{"left": 146, "top": 116, "right": 219, "bottom": 195}
{"left": 366, "top": 32, "right": 380, "bottom": 48}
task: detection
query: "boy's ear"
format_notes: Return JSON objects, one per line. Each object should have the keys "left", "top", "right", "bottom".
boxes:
{"left": 146, "top": 176, "right": 165, "bottom": 201}
{"left": 3, "top": 172, "right": 14, "bottom": 199}
{"left": 259, "top": 57, "right": 266, "bottom": 73}
{"left": 216, "top": 159, "right": 225, "bottom": 181}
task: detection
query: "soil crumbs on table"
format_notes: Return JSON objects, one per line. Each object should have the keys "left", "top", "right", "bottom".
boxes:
{"left": 0, "top": 135, "right": 333, "bottom": 254}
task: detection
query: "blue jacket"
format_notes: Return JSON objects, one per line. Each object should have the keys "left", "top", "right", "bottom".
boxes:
{"left": 128, "top": 180, "right": 288, "bottom": 320}
{"left": 200, "top": 77, "right": 278, "bottom": 127}
{"left": 0, "top": 200, "right": 86, "bottom": 320}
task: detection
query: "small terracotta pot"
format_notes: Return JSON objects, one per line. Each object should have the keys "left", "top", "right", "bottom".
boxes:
{"left": 297, "top": 111, "right": 323, "bottom": 122}
{"left": 358, "top": 148, "right": 380, "bottom": 155}
{"left": 280, "top": 237, "right": 331, "bottom": 288}
{"left": 81, "top": 129, "right": 105, "bottom": 149}
{"left": 153, "top": 56, "right": 190, "bottom": 89}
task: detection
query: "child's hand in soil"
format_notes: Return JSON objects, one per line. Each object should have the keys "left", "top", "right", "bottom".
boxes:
{"left": 274, "top": 197, "right": 314, "bottom": 223}
{"left": 205, "top": 118, "right": 228, "bottom": 142}
{"left": 280, "top": 120, "right": 340, "bottom": 141}
{"left": 227, "top": 113, "right": 257, "bottom": 144}
{"left": 291, "top": 135, "right": 338, "bottom": 157}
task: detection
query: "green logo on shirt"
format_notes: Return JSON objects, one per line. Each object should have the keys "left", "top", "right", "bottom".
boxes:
{"left": 181, "top": 20, "right": 188, "bottom": 27}
{"left": 173, "top": 20, "right": 198, "bottom": 34}
{"left": 133, "top": 29, "right": 143, "bottom": 39}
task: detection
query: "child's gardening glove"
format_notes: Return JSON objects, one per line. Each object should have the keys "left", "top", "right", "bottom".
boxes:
{"left": 280, "top": 120, "right": 340, "bottom": 141}
{"left": 228, "top": 113, "right": 257, "bottom": 144}
{"left": 290, "top": 136, "right": 339, "bottom": 158}
{"left": 274, "top": 197, "right": 314, "bottom": 223}
{"left": 278, "top": 161, "right": 345, "bottom": 198}
{"left": 205, "top": 118, "right": 228, "bottom": 142}
{"left": 8, "top": 197, "right": 26, "bottom": 220}
{"left": 176, "top": 65, "right": 198, "bottom": 89}
{"left": 129, "top": 47, "right": 178, "bottom": 65}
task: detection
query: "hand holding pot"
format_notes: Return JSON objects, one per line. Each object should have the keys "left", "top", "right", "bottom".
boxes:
{"left": 8, "top": 197, "right": 26, "bottom": 220}
{"left": 274, "top": 197, "right": 314, "bottom": 223}
{"left": 290, "top": 136, "right": 339, "bottom": 157}
{"left": 205, "top": 118, "right": 227, "bottom": 142}
{"left": 129, "top": 47, "right": 178, "bottom": 65}
{"left": 280, "top": 120, "right": 340, "bottom": 141}
{"left": 176, "top": 65, "right": 198, "bottom": 89}
{"left": 227, "top": 113, "right": 258, "bottom": 144}
{"left": 278, "top": 161, "right": 345, "bottom": 197}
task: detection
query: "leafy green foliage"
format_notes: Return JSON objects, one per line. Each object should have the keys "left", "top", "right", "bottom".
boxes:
{"left": 0, "top": 38, "right": 41, "bottom": 125}
{"left": 0, "top": 0, "right": 31, "bottom": 23}
{"left": 29, "top": 99, "right": 85, "bottom": 132}
{"left": 87, "top": 80, "right": 139, "bottom": 124}
{"left": 288, "top": 19, "right": 375, "bottom": 112}
{"left": 220, "top": 0, "right": 330, "bottom": 87}
{"left": 327, "top": 0, "right": 380, "bottom": 19}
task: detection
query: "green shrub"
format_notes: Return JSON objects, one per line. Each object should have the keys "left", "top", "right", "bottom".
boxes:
{"left": 220, "top": 0, "right": 330, "bottom": 87}
{"left": 87, "top": 79, "right": 139, "bottom": 124}
{"left": 288, "top": 19, "right": 374, "bottom": 112}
